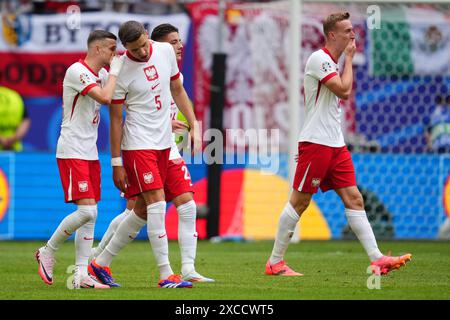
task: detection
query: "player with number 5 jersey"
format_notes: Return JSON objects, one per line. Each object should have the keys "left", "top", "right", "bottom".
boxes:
{"left": 89, "top": 21, "right": 201, "bottom": 289}
{"left": 91, "top": 24, "right": 214, "bottom": 284}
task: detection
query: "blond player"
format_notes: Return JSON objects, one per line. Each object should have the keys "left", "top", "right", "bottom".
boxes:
{"left": 265, "top": 12, "right": 412, "bottom": 277}
{"left": 35, "top": 30, "right": 125, "bottom": 289}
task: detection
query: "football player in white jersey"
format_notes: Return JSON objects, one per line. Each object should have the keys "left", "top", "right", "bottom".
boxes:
{"left": 265, "top": 12, "right": 412, "bottom": 277}
{"left": 35, "top": 30, "right": 125, "bottom": 289}
{"left": 91, "top": 24, "right": 214, "bottom": 283}
{"left": 89, "top": 21, "right": 201, "bottom": 288}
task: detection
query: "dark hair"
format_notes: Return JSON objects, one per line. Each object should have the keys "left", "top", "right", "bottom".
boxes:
{"left": 87, "top": 30, "right": 117, "bottom": 46}
{"left": 323, "top": 12, "right": 350, "bottom": 37}
{"left": 118, "top": 20, "right": 147, "bottom": 46}
{"left": 150, "top": 23, "right": 179, "bottom": 41}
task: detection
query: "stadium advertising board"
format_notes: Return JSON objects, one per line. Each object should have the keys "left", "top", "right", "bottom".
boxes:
{"left": 5, "top": 152, "right": 449, "bottom": 240}
{"left": 0, "top": 153, "right": 13, "bottom": 239}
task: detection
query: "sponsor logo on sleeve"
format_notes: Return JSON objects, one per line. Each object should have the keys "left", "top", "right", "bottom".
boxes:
{"left": 80, "top": 73, "right": 90, "bottom": 85}
{"left": 321, "top": 61, "right": 333, "bottom": 73}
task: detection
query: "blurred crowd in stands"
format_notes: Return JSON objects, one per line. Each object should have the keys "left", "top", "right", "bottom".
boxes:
{"left": 1, "top": 0, "right": 274, "bottom": 15}
{"left": 2, "top": 0, "right": 185, "bottom": 14}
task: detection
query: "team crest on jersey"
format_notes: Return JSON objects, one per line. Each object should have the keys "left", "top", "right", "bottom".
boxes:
{"left": 311, "top": 178, "right": 321, "bottom": 187}
{"left": 143, "top": 172, "right": 154, "bottom": 184}
{"left": 143, "top": 65, "right": 159, "bottom": 81}
{"left": 321, "top": 61, "right": 333, "bottom": 73}
{"left": 78, "top": 181, "right": 89, "bottom": 192}
{"left": 80, "top": 73, "right": 91, "bottom": 85}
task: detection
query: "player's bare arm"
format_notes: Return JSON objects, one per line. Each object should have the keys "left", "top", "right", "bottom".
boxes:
{"left": 170, "top": 78, "right": 202, "bottom": 154}
{"left": 86, "top": 55, "right": 125, "bottom": 104}
{"left": 172, "top": 119, "right": 189, "bottom": 133}
{"left": 324, "top": 39, "right": 355, "bottom": 100}
{"left": 109, "top": 102, "right": 128, "bottom": 192}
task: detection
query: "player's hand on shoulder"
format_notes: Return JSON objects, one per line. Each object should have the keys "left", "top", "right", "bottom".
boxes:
{"left": 109, "top": 54, "right": 125, "bottom": 77}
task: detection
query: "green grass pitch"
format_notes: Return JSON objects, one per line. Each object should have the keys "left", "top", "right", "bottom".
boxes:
{"left": 0, "top": 240, "right": 449, "bottom": 300}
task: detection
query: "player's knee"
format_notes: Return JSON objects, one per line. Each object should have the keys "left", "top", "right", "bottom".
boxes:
{"left": 289, "top": 195, "right": 311, "bottom": 216}
{"left": 146, "top": 201, "right": 166, "bottom": 215}
{"left": 346, "top": 193, "right": 364, "bottom": 210}
{"left": 77, "top": 205, "right": 98, "bottom": 223}
{"left": 177, "top": 200, "right": 196, "bottom": 220}
{"left": 133, "top": 200, "right": 148, "bottom": 219}
{"left": 173, "top": 192, "right": 194, "bottom": 207}
{"left": 290, "top": 198, "right": 310, "bottom": 216}
{"left": 290, "top": 190, "right": 312, "bottom": 216}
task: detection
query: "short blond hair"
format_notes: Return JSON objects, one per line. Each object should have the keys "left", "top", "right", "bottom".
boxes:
{"left": 323, "top": 12, "right": 350, "bottom": 37}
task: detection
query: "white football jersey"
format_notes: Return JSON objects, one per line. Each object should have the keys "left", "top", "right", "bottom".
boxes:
{"left": 112, "top": 41, "right": 179, "bottom": 151}
{"left": 56, "top": 60, "right": 107, "bottom": 160}
{"left": 298, "top": 48, "right": 345, "bottom": 147}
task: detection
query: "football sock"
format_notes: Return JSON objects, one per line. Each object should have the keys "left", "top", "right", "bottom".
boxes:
{"left": 96, "top": 210, "right": 146, "bottom": 266}
{"left": 177, "top": 200, "right": 198, "bottom": 275}
{"left": 269, "top": 202, "right": 300, "bottom": 265}
{"left": 93, "top": 208, "right": 131, "bottom": 257}
{"left": 345, "top": 208, "right": 383, "bottom": 261}
{"left": 147, "top": 201, "right": 173, "bottom": 279}
{"left": 75, "top": 220, "right": 95, "bottom": 276}
{"left": 45, "top": 205, "right": 97, "bottom": 255}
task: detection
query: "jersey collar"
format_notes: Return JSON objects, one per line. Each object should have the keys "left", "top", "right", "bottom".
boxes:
{"left": 125, "top": 40, "right": 153, "bottom": 63}
{"left": 79, "top": 59, "right": 99, "bottom": 77}
{"left": 321, "top": 47, "right": 338, "bottom": 64}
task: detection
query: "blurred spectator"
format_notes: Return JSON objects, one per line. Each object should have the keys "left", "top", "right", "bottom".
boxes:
{"left": 79, "top": 0, "right": 103, "bottom": 12}
{"left": 46, "top": 1, "right": 79, "bottom": 13}
{"left": 345, "top": 132, "right": 380, "bottom": 153}
{"left": 425, "top": 95, "right": 450, "bottom": 153}
{"left": 101, "top": 0, "right": 136, "bottom": 13}
{"left": 30, "top": 1, "right": 79, "bottom": 14}
{"left": 0, "top": 86, "right": 31, "bottom": 151}
{"left": 4, "top": 0, "right": 189, "bottom": 14}
{"left": 1, "top": 0, "right": 33, "bottom": 14}
{"left": 9, "top": 0, "right": 80, "bottom": 14}
{"left": 131, "top": 0, "right": 184, "bottom": 15}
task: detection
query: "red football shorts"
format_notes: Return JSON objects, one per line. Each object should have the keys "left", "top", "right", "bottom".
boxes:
{"left": 122, "top": 148, "right": 170, "bottom": 198}
{"left": 57, "top": 158, "right": 101, "bottom": 203}
{"left": 292, "top": 142, "right": 356, "bottom": 193}
{"left": 164, "top": 157, "right": 194, "bottom": 202}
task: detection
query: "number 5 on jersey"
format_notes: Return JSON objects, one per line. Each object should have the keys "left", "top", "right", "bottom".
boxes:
{"left": 155, "top": 95, "right": 162, "bottom": 110}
